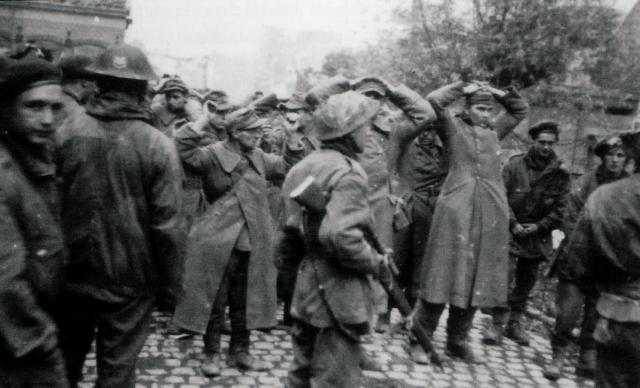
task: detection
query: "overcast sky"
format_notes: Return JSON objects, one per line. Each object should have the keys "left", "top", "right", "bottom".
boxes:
{"left": 125, "top": 0, "right": 639, "bottom": 96}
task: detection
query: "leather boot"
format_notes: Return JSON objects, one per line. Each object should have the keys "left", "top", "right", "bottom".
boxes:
{"left": 575, "top": 348, "right": 596, "bottom": 379}
{"left": 228, "top": 351, "right": 269, "bottom": 371}
{"left": 482, "top": 321, "right": 504, "bottom": 346}
{"left": 201, "top": 353, "right": 222, "bottom": 377}
{"left": 543, "top": 347, "right": 568, "bottom": 381}
{"left": 446, "top": 340, "right": 479, "bottom": 363}
{"left": 505, "top": 313, "right": 529, "bottom": 346}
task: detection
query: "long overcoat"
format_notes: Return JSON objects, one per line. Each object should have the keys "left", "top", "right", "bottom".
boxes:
{"left": 419, "top": 82, "right": 528, "bottom": 309}
{"left": 173, "top": 128, "right": 299, "bottom": 333}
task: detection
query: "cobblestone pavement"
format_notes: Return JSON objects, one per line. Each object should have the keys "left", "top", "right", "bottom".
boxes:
{"left": 79, "top": 308, "right": 595, "bottom": 388}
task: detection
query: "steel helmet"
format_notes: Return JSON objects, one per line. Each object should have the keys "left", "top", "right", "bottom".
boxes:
{"left": 314, "top": 91, "right": 380, "bottom": 141}
{"left": 87, "top": 44, "right": 157, "bottom": 81}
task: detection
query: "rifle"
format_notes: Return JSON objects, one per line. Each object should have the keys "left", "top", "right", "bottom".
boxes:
{"left": 290, "top": 176, "right": 443, "bottom": 369}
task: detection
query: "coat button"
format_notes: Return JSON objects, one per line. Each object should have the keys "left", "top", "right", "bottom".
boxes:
{"left": 36, "top": 249, "right": 48, "bottom": 257}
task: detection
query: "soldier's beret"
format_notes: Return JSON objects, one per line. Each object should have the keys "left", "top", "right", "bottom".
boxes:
{"left": 58, "top": 55, "right": 93, "bottom": 79}
{"left": 594, "top": 135, "right": 624, "bottom": 158}
{"left": 529, "top": 120, "right": 561, "bottom": 139}
{"left": 0, "top": 58, "right": 61, "bottom": 100}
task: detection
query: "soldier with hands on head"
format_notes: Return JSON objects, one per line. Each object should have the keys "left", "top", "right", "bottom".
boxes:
{"left": 413, "top": 79, "right": 528, "bottom": 363}
{"left": 172, "top": 105, "right": 305, "bottom": 377}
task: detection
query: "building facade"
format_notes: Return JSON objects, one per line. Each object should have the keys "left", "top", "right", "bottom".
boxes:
{"left": 0, "top": 0, "right": 130, "bottom": 59}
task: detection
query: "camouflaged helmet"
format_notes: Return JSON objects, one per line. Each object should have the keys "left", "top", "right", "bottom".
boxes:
{"left": 314, "top": 91, "right": 380, "bottom": 141}
{"left": 87, "top": 44, "right": 157, "bottom": 81}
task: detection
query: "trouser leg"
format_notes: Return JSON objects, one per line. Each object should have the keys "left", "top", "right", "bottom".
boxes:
{"left": 228, "top": 250, "right": 250, "bottom": 355}
{"left": 0, "top": 347, "right": 69, "bottom": 388}
{"left": 56, "top": 294, "right": 98, "bottom": 386}
{"left": 287, "top": 320, "right": 316, "bottom": 388}
{"left": 580, "top": 287, "right": 598, "bottom": 352}
{"left": 203, "top": 253, "right": 236, "bottom": 355}
{"left": 551, "top": 280, "right": 585, "bottom": 350}
{"left": 415, "top": 300, "right": 445, "bottom": 337}
{"left": 508, "top": 257, "right": 541, "bottom": 315}
{"left": 311, "top": 326, "right": 361, "bottom": 388}
{"left": 94, "top": 297, "right": 154, "bottom": 388}
{"left": 446, "top": 306, "right": 476, "bottom": 345}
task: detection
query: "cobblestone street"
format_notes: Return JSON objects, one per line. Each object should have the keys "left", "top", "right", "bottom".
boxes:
{"left": 78, "top": 308, "right": 595, "bottom": 388}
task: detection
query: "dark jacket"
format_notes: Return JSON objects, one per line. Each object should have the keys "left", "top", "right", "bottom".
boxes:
{"left": 0, "top": 141, "right": 64, "bottom": 361}
{"left": 567, "top": 174, "right": 640, "bottom": 319}
{"left": 57, "top": 92, "right": 187, "bottom": 301}
{"left": 503, "top": 151, "right": 570, "bottom": 259}
{"left": 173, "top": 127, "right": 302, "bottom": 333}
{"left": 281, "top": 149, "right": 382, "bottom": 330}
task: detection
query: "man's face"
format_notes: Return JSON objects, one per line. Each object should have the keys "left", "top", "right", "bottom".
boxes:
{"left": 532, "top": 132, "right": 557, "bottom": 157}
{"left": 8, "top": 84, "right": 65, "bottom": 145}
{"left": 232, "top": 126, "right": 263, "bottom": 151}
{"left": 468, "top": 103, "right": 494, "bottom": 128}
{"left": 165, "top": 90, "right": 187, "bottom": 113}
{"left": 603, "top": 149, "right": 627, "bottom": 174}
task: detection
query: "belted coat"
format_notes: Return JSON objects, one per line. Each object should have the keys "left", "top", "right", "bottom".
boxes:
{"left": 419, "top": 82, "right": 528, "bottom": 309}
{"left": 173, "top": 126, "right": 301, "bottom": 333}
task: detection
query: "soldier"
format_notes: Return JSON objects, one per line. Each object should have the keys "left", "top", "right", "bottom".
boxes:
{"left": 484, "top": 120, "right": 570, "bottom": 346}
{"left": 562, "top": 129, "right": 640, "bottom": 388}
{"left": 281, "top": 91, "right": 394, "bottom": 387}
{"left": 544, "top": 135, "right": 629, "bottom": 380}
{"left": 0, "top": 57, "right": 68, "bottom": 388}
{"left": 58, "top": 55, "right": 96, "bottom": 111}
{"left": 201, "top": 89, "right": 232, "bottom": 142}
{"left": 151, "top": 75, "right": 197, "bottom": 138}
{"left": 351, "top": 77, "right": 436, "bottom": 333}
{"left": 55, "top": 44, "right": 186, "bottom": 388}
{"left": 393, "top": 125, "right": 447, "bottom": 363}
{"left": 414, "top": 80, "right": 528, "bottom": 362}
{"left": 172, "top": 107, "right": 304, "bottom": 377}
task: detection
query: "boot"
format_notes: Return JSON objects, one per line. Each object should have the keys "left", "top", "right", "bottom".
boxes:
{"left": 482, "top": 321, "right": 504, "bottom": 346}
{"left": 375, "top": 312, "right": 390, "bottom": 333}
{"left": 228, "top": 352, "right": 269, "bottom": 371}
{"left": 446, "top": 340, "right": 479, "bottom": 363}
{"left": 360, "top": 351, "right": 383, "bottom": 371}
{"left": 201, "top": 353, "right": 222, "bottom": 377}
{"left": 543, "top": 347, "right": 568, "bottom": 381}
{"left": 409, "top": 343, "right": 430, "bottom": 365}
{"left": 505, "top": 314, "right": 529, "bottom": 346}
{"left": 575, "top": 348, "right": 596, "bottom": 379}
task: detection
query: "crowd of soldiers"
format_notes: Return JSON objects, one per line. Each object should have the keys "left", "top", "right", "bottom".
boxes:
{"left": 1, "top": 40, "right": 639, "bottom": 388}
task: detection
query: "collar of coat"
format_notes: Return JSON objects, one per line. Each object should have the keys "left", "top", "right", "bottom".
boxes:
{"left": 213, "top": 141, "right": 263, "bottom": 175}
{"left": 1, "top": 135, "right": 55, "bottom": 178}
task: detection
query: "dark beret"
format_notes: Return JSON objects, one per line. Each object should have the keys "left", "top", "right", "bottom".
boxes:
{"left": 594, "top": 135, "right": 624, "bottom": 158}
{"left": 529, "top": 120, "right": 561, "bottom": 139}
{"left": 58, "top": 55, "right": 93, "bottom": 79}
{"left": 1, "top": 58, "right": 61, "bottom": 100}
